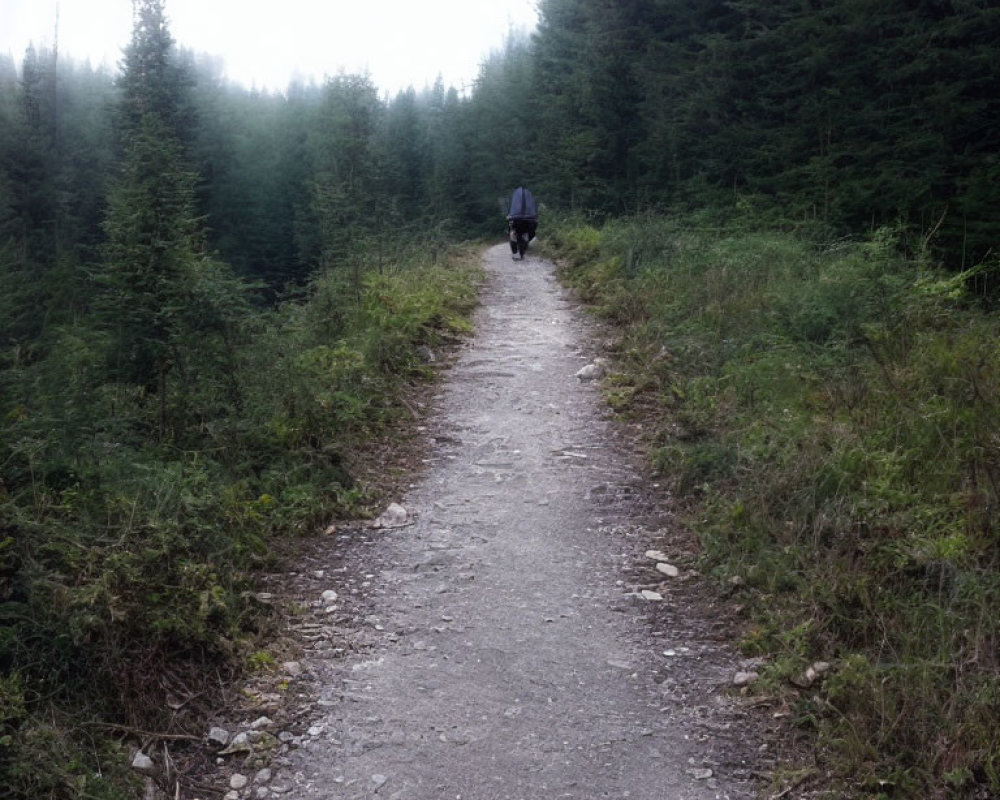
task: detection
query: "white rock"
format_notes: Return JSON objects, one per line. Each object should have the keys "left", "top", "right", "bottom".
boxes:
{"left": 251, "top": 716, "right": 273, "bottom": 730}
{"left": 690, "top": 768, "right": 714, "bottom": 780}
{"left": 373, "top": 502, "right": 409, "bottom": 528}
{"left": 575, "top": 362, "right": 605, "bottom": 381}
{"left": 640, "top": 589, "right": 664, "bottom": 601}
{"left": 282, "top": 661, "right": 303, "bottom": 677}
{"left": 225, "top": 792, "right": 240, "bottom": 800}
{"left": 255, "top": 768, "right": 272, "bottom": 784}
{"left": 656, "top": 562, "right": 680, "bottom": 577}
{"left": 307, "top": 725, "right": 325, "bottom": 737}
{"left": 131, "top": 751, "right": 155, "bottom": 774}
{"left": 371, "top": 774, "right": 388, "bottom": 788}
{"left": 321, "top": 590, "right": 338, "bottom": 603}
{"left": 206, "top": 727, "right": 230, "bottom": 747}
{"left": 795, "top": 660, "right": 833, "bottom": 688}
{"left": 230, "top": 773, "right": 250, "bottom": 790}
{"left": 733, "top": 671, "right": 760, "bottom": 687}
{"left": 219, "top": 732, "right": 252, "bottom": 755}
{"left": 645, "top": 550, "right": 670, "bottom": 562}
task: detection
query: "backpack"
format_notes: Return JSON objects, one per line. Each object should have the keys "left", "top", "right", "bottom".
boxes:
{"left": 508, "top": 187, "right": 537, "bottom": 220}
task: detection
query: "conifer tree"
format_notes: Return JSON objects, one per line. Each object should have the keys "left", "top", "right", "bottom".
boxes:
{"left": 100, "top": 0, "right": 246, "bottom": 436}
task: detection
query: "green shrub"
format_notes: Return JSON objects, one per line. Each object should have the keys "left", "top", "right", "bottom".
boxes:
{"left": 547, "top": 210, "right": 1000, "bottom": 796}
{"left": 0, "top": 242, "right": 481, "bottom": 798}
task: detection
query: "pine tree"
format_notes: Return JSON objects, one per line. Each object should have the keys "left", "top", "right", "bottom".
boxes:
{"left": 309, "top": 74, "right": 382, "bottom": 267}
{"left": 100, "top": 0, "right": 247, "bottom": 437}
{"left": 117, "top": 0, "right": 192, "bottom": 142}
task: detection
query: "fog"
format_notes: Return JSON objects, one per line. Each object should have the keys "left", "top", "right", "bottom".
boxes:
{"left": 0, "top": 0, "right": 538, "bottom": 93}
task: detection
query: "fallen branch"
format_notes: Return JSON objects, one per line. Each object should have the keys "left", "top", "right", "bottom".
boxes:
{"left": 81, "top": 721, "right": 201, "bottom": 742}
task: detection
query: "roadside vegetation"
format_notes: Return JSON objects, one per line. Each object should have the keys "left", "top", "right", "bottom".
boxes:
{"left": 544, "top": 209, "right": 1000, "bottom": 797}
{"left": 0, "top": 241, "right": 480, "bottom": 798}
{"left": 1, "top": 6, "right": 481, "bottom": 795}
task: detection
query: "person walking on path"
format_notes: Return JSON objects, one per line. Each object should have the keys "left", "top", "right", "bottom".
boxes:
{"left": 506, "top": 186, "right": 538, "bottom": 259}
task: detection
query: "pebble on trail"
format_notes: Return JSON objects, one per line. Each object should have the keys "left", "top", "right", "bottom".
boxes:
{"left": 372, "top": 502, "right": 410, "bottom": 528}
{"left": 130, "top": 751, "right": 155, "bottom": 774}
{"left": 575, "top": 360, "right": 606, "bottom": 381}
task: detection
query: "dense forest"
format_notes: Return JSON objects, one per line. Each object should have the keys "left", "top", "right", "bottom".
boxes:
{"left": 2, "top": 0, "right": 999, "bottom": 797}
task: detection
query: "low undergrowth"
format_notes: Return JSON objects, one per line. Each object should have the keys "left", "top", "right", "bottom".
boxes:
{"left": 544, "top": 210, "right": 1000, "bottom": 797}
{"left": 0, "top": 245, "right": 480, "bottom": 799}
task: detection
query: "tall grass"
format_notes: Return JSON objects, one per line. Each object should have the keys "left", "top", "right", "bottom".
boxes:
{"left": 546, "top": 211, "right": 1000, "bottom": 796}
{"left": 0, "top": 244, "right": 480, "bottom": 799}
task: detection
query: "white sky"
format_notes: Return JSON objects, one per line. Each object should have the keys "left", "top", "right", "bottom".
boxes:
{"left": 0, "top": 0, "right": 539, "bottom": 94}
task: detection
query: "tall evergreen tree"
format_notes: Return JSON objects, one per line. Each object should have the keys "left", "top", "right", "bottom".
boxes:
{"left": 309, "top": 74, "right": 382, "bottom": 267}
{"left": 100, "top": 0, "right": 247, "bottom": 436}
{"left": 116, "top": 0, "right": 192, "bottom": 142}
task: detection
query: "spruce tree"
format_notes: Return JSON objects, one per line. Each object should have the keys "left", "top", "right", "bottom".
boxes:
{"left": 100, "top": 0, "right": 246, "bottom": 437}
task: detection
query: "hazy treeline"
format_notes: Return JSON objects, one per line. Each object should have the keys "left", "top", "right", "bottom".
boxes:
{"left": 500, "top": 0, "right": 999, "bottom": 267}
{"left": 0, "top": 46, "right": 488, "bottom": 296}
{"left": 3, "top": 0, "right": 997, "bottom": 298}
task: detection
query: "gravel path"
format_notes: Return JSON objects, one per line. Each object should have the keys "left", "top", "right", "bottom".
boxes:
{"left": 255, "top": 245, "right": 764, "bottom": 800}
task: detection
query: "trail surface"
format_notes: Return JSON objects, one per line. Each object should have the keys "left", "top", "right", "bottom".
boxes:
{"left": 253, "top": 245, "right": 764, "bottom": 799}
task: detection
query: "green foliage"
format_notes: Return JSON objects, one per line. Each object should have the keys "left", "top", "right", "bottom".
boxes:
{"left": 518, "top": 0, "right": 1000, "bottom": 266}
{"left": 0, "top": 3, "right": 483, "bottom": 796}
{"left": 548, "top": 211, "right": 1000, "bottom": 796}
{"left": 0, "top": 244, "right": 480, "bottom": 798}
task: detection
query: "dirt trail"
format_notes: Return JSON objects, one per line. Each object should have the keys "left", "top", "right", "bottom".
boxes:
{"left": 259, "top": 245, "right": 764, "bottom": 799}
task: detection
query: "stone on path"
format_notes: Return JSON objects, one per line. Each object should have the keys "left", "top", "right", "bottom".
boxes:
{"left": 219, "top": 732, "right": 252, "bottom": 755}
{"left": 229, "top": 773, "right": 249, "bottom": 790}
{"left": 131, "top": 751, "right": 155, "bottom": 774}
{"left": 733, "top": 671, "right": 760, "bottom": 687}
{"left": 281, "top": 660, "right": 303, "bottom": 677}
{"left": 373, "top": 502, "right": 410, "bottom": 528}
{"left": 640, "top": 589, "right": 664, "bottom": 601}
{"left": 575, "top": 362, "right": 605, "bottom": 381}
{"left": 656, "top": 562, "right": 680, "bottom": 577}
{"left": 206, "top": 727, "right": 230, "bottom": 748}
